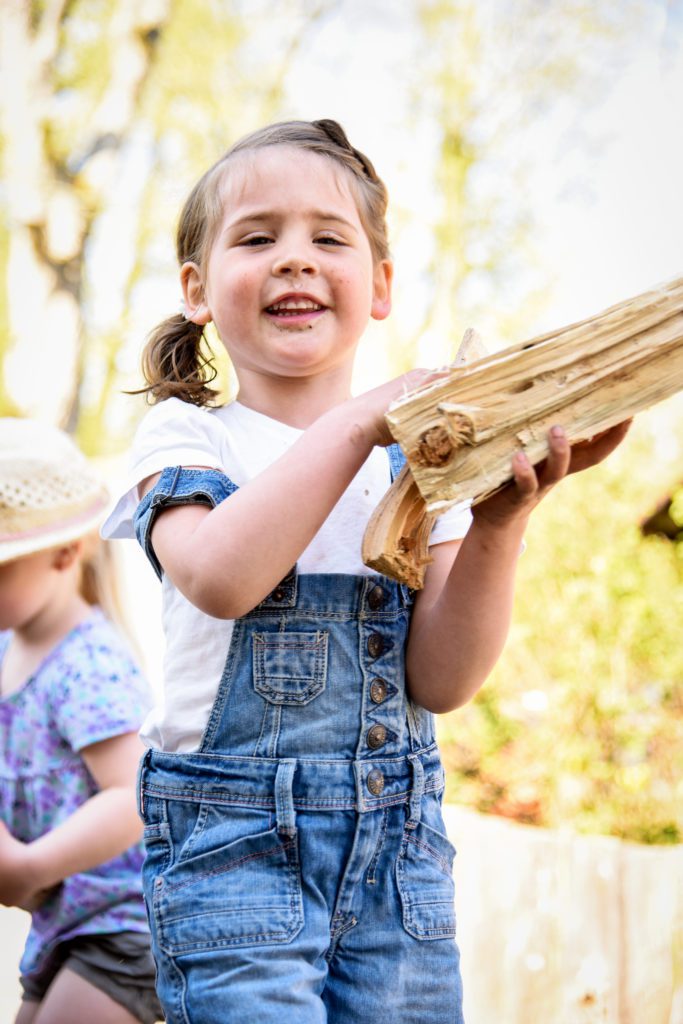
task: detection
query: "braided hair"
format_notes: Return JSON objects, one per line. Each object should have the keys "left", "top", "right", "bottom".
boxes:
{"left": 139, "top": 119, "right": 390, "bottom": 405}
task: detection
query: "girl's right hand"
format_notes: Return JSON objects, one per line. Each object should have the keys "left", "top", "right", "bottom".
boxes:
{"left": 351, "top": 367, "right": 451, "bottom": 447}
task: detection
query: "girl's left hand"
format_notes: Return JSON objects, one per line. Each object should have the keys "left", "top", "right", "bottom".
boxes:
{"left": 473, "top": 419, "right": 631, "bottom": 529}
{"left": 0, "top": 820, "right": 45, "bottom": 910}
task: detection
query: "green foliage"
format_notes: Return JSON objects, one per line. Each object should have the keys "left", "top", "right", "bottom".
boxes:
{"left": 438, "top": 402, "right": 683, "bottom": 843}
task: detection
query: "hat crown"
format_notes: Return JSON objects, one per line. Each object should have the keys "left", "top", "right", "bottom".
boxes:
{"left": 0, "top": 419, "right": 109, "bottom": 562}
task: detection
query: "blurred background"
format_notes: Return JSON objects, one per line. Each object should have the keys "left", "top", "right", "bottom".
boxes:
{"left": 0, "top": 0, "right": 682, "bottom": 1021}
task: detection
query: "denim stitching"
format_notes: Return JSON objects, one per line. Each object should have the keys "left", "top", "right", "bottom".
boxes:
{"left": 141, "top": 779, "right": 443, "bottom": 811}
{"left": 365, "top": 807, "right": 389, "bottom": 885}
{"left": 161, "top": 836, "right": 297, "bottom": 893}
{"left": 403, "top": 833, "right": 453, "bottom": 876}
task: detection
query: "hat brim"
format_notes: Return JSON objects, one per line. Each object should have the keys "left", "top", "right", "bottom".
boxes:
{"left": 0, "top": 500, "right": 109, "bottom": 565}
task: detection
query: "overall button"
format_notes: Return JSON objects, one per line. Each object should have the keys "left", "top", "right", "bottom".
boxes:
{"left": 367, "top": 633, "right": 384, "bottom": 659}
{"left": 367, "top": 724, "right": 387, "bottom": 749}
{"left": 370, "top": 678, "right": 388, "bottom": 704}
{"left": 367, "top": 768, "right": 385, "bottom": 796}
{"left": 367, "top": 585, "right": 385, "bottom": 610}
{"left": 271, "top": 588, "right": 285, "bottom": 602}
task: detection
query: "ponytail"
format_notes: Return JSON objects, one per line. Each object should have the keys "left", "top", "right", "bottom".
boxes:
{"left": 133, "top": 313, "right": 219, "bottom": 406}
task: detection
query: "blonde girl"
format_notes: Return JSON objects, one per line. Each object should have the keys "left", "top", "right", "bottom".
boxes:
{"left": 103, "top": 118, "right": 627, "bottom": 1024}
{"left": 0, "top": 419, "right": 162, "bottom": 1024}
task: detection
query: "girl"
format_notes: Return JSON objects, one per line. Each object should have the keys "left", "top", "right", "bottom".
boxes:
{"left": 0, "top": 418, "right": 162, "bottom": 1024}
{"left": 103, "top": 119, "right": 628, "bottom": 1024}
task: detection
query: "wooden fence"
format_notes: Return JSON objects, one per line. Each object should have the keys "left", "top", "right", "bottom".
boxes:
{"left": 444, "top": 806, "right": 683, "bottom": 1024}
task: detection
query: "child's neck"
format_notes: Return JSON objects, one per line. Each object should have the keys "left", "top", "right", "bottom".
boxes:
{"left": 235, "top": 368, "right": 353, "bottom": 429}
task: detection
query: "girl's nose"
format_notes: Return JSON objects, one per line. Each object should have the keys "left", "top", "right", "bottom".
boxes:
{"left": 272, "top": 251, "right": 318, "bottom": 277}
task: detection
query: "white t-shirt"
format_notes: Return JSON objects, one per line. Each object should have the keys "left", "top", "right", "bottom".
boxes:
{"left": 103, "top": 399, "right": 472, "bottom": 751}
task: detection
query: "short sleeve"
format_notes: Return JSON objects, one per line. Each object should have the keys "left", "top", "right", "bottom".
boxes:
{"left": 50, "top": 621, "right": 153, "bottom": 752}
{"left": 101, "top": 398, "right": 228, "bottom": 540}
{"left": 430, "top": 500, "right": 472, "bottom": 545}
{"left": 133, "top": 467, "right": 237, "bottom": 579}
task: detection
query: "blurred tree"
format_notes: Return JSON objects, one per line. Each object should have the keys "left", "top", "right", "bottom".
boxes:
{"left": 0, "top": 0, "right": 329, "bottom": 452}
{"left": 438, "top": 402, "right": 683, "bottom": 844}
{"left": 390, "top": 0, "right": 651, "bottom": 369}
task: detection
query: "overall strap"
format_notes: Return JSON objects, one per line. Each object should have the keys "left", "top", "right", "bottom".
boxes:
{"left": 274, "top": 760, "right": 297, "bottom": 837}
{"left": 387, "top": 442, "right": 406, "bottom": 482}
{"left": 406, "top": 754, "right": 425, "bottom": 829}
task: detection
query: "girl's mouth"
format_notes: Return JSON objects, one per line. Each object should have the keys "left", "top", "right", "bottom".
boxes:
{"left": 264, "top": 297, "right": 326, "bottom": 320}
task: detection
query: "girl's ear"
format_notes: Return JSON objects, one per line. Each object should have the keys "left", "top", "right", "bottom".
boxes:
{"left": 52, "top": 541, "right": 82, "bottom": 571}
{"left": 180, "top": 262, "right": 212, "bottom": 326}
{"left": 371, "top": 259, "right": 393, "bottom": 321}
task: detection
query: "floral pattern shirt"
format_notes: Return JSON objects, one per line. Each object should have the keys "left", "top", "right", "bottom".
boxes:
{"left": 0, "top": 609, "right": 152, "bottom": 979}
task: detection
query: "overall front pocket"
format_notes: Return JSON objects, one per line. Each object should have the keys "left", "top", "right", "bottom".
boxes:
{"left": 152, "top": 805, "right": 304, "bottom": 954}
{"left": 396, "top": 803, "right": 457, "bottom": 941}
{"left": 253, "top": 630, "right": 328, "bottom": 705}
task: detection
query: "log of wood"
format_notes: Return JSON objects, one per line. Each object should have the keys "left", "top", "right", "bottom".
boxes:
{"left": 362, "top": 329, "right": 488, "bottom": 590}
{"left": 363, "top": 276, "right": 683, "bottom": 588}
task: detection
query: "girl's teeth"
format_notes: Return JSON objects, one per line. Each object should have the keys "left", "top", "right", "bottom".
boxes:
{"left": 269, "top": 300, "right": 322, "bottom": 313}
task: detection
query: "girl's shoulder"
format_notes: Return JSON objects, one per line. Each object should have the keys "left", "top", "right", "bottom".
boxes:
{"left": 44, "top": 610, "right": 153, "bottom": 746}
{"left": 133, "top": 396, "right": 230, "bottom": 460}
{"left": 102, "top": 398, "right": 232, "bottom": 540}
{"left": 50, "top": 610, "right": 143, "bottom": 687}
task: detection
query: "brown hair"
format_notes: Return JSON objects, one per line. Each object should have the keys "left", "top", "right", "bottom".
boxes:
{"left": 138, "top": 119, "right": 390, "bottom": 406}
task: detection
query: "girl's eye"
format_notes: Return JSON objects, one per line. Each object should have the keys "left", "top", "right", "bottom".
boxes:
{"left": 316, "top": 235, "right": 344, "bottom": 246}
{"left": 241, "top": 235, "right": 273, "bottom": 246}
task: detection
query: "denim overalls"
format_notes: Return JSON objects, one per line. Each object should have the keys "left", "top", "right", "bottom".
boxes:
{"left": 134, "top": 457, "right": 464, "bottom": 1024}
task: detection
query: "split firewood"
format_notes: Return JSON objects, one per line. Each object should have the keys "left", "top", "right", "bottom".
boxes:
{"left": 363, "top": 275, "right": 683, "bottom": 589}
{"left": 362, "top": 328, "right": 488, "bottom": 590}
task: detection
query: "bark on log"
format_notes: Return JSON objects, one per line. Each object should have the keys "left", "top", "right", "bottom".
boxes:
{"left": 363, "top": 276, "right": 683, "bottom": 588}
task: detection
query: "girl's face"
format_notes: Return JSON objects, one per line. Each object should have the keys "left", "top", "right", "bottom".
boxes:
{"left": 0, "top": 544, "right": 81, "bottom": 633}
{"left": 0, "top": 549, "right": 59, "bottom": 631}
{"left": 181, "top": 146, "right": 392, "bottom": 391}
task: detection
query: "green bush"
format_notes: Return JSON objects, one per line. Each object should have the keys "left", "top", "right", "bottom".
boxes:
{"left": 438, "top": 402, "right": 683, "bottom": 844}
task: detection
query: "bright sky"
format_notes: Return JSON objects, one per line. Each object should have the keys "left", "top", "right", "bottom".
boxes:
{"left": 284, "top": 0, "right": 683, "bottom": 341}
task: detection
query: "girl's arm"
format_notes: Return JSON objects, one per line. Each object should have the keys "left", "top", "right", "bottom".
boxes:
{"left": 0, "top": 731, "right": 144, "bottom": 910}
{"left": 406, "top": 422, "right": 631, "bottom": 713}
{"left": 146, "top": 372, "right": 441, "bottom": 619}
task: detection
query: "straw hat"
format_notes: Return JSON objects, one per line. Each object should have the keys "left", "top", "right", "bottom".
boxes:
{"left": 0, "top": 418, "right": 109, "bottom": 565}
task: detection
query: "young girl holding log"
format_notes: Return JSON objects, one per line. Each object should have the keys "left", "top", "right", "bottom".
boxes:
{"left": 0, "top": 418, "right": 162, "bottom": 1024}
{"left": 103, "top": 118, "right": 628, "bottom": 1023}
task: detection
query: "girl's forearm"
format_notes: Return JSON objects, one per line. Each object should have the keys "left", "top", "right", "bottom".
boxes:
{"left": 23, "top": 788, "right": 142, "bottom": 892}
{"left": 155, "top": 399, "right": 382, "bottom": 618}
{"left": 406, "top": 517, "right": 528, "bottom": 713}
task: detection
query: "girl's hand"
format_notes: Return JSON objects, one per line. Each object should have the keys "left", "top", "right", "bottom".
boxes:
{"left": 353, "top": 368, "right": 452, "bottom": 447}
{"left": 0, "top": 820, "right": 41, "bottom": 909}
{"left": 564, "top": 419, "right": 632, "bottom": 475}
{"left": 474, "top": 420, "right": 631, "bottom": 530}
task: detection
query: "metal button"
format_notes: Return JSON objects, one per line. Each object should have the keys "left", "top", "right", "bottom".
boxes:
{"left": 271, "top": 588, "right": 285, "bottom": 602}
{"left": 367, "top": 724, "right": 387, "bottom": 749}
{"left": 367, "top": 585, "right": 385, "bottom": 610}
{"left": 367, "top": 768, "right": 385, "bottom": 796}
{"left": 370, "top": 678, "right": 388, "bottom": 704}
{"left": 367, "top": 633, "right": 384, "bottom": 659}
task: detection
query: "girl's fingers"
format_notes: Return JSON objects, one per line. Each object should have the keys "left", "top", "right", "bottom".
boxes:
{"left": 537, "top": 426, "right": 571, "bottom": 487}
{"left": 510, "top": 450, "right": 539, "bottom": 498}
{"left": 567, "top": 418, "right": 632, "bottom": 474}
{"left": 511, "top": 427, "right": 570, "bottom": 501}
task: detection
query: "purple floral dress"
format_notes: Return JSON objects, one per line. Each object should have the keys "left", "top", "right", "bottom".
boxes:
{"left": 0, "top": 609, "right": 152, "bottom": 981}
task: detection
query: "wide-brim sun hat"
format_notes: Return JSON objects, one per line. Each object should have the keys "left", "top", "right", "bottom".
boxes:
{"left": 0, "top": 417, "right": 109, "bottom": 565}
